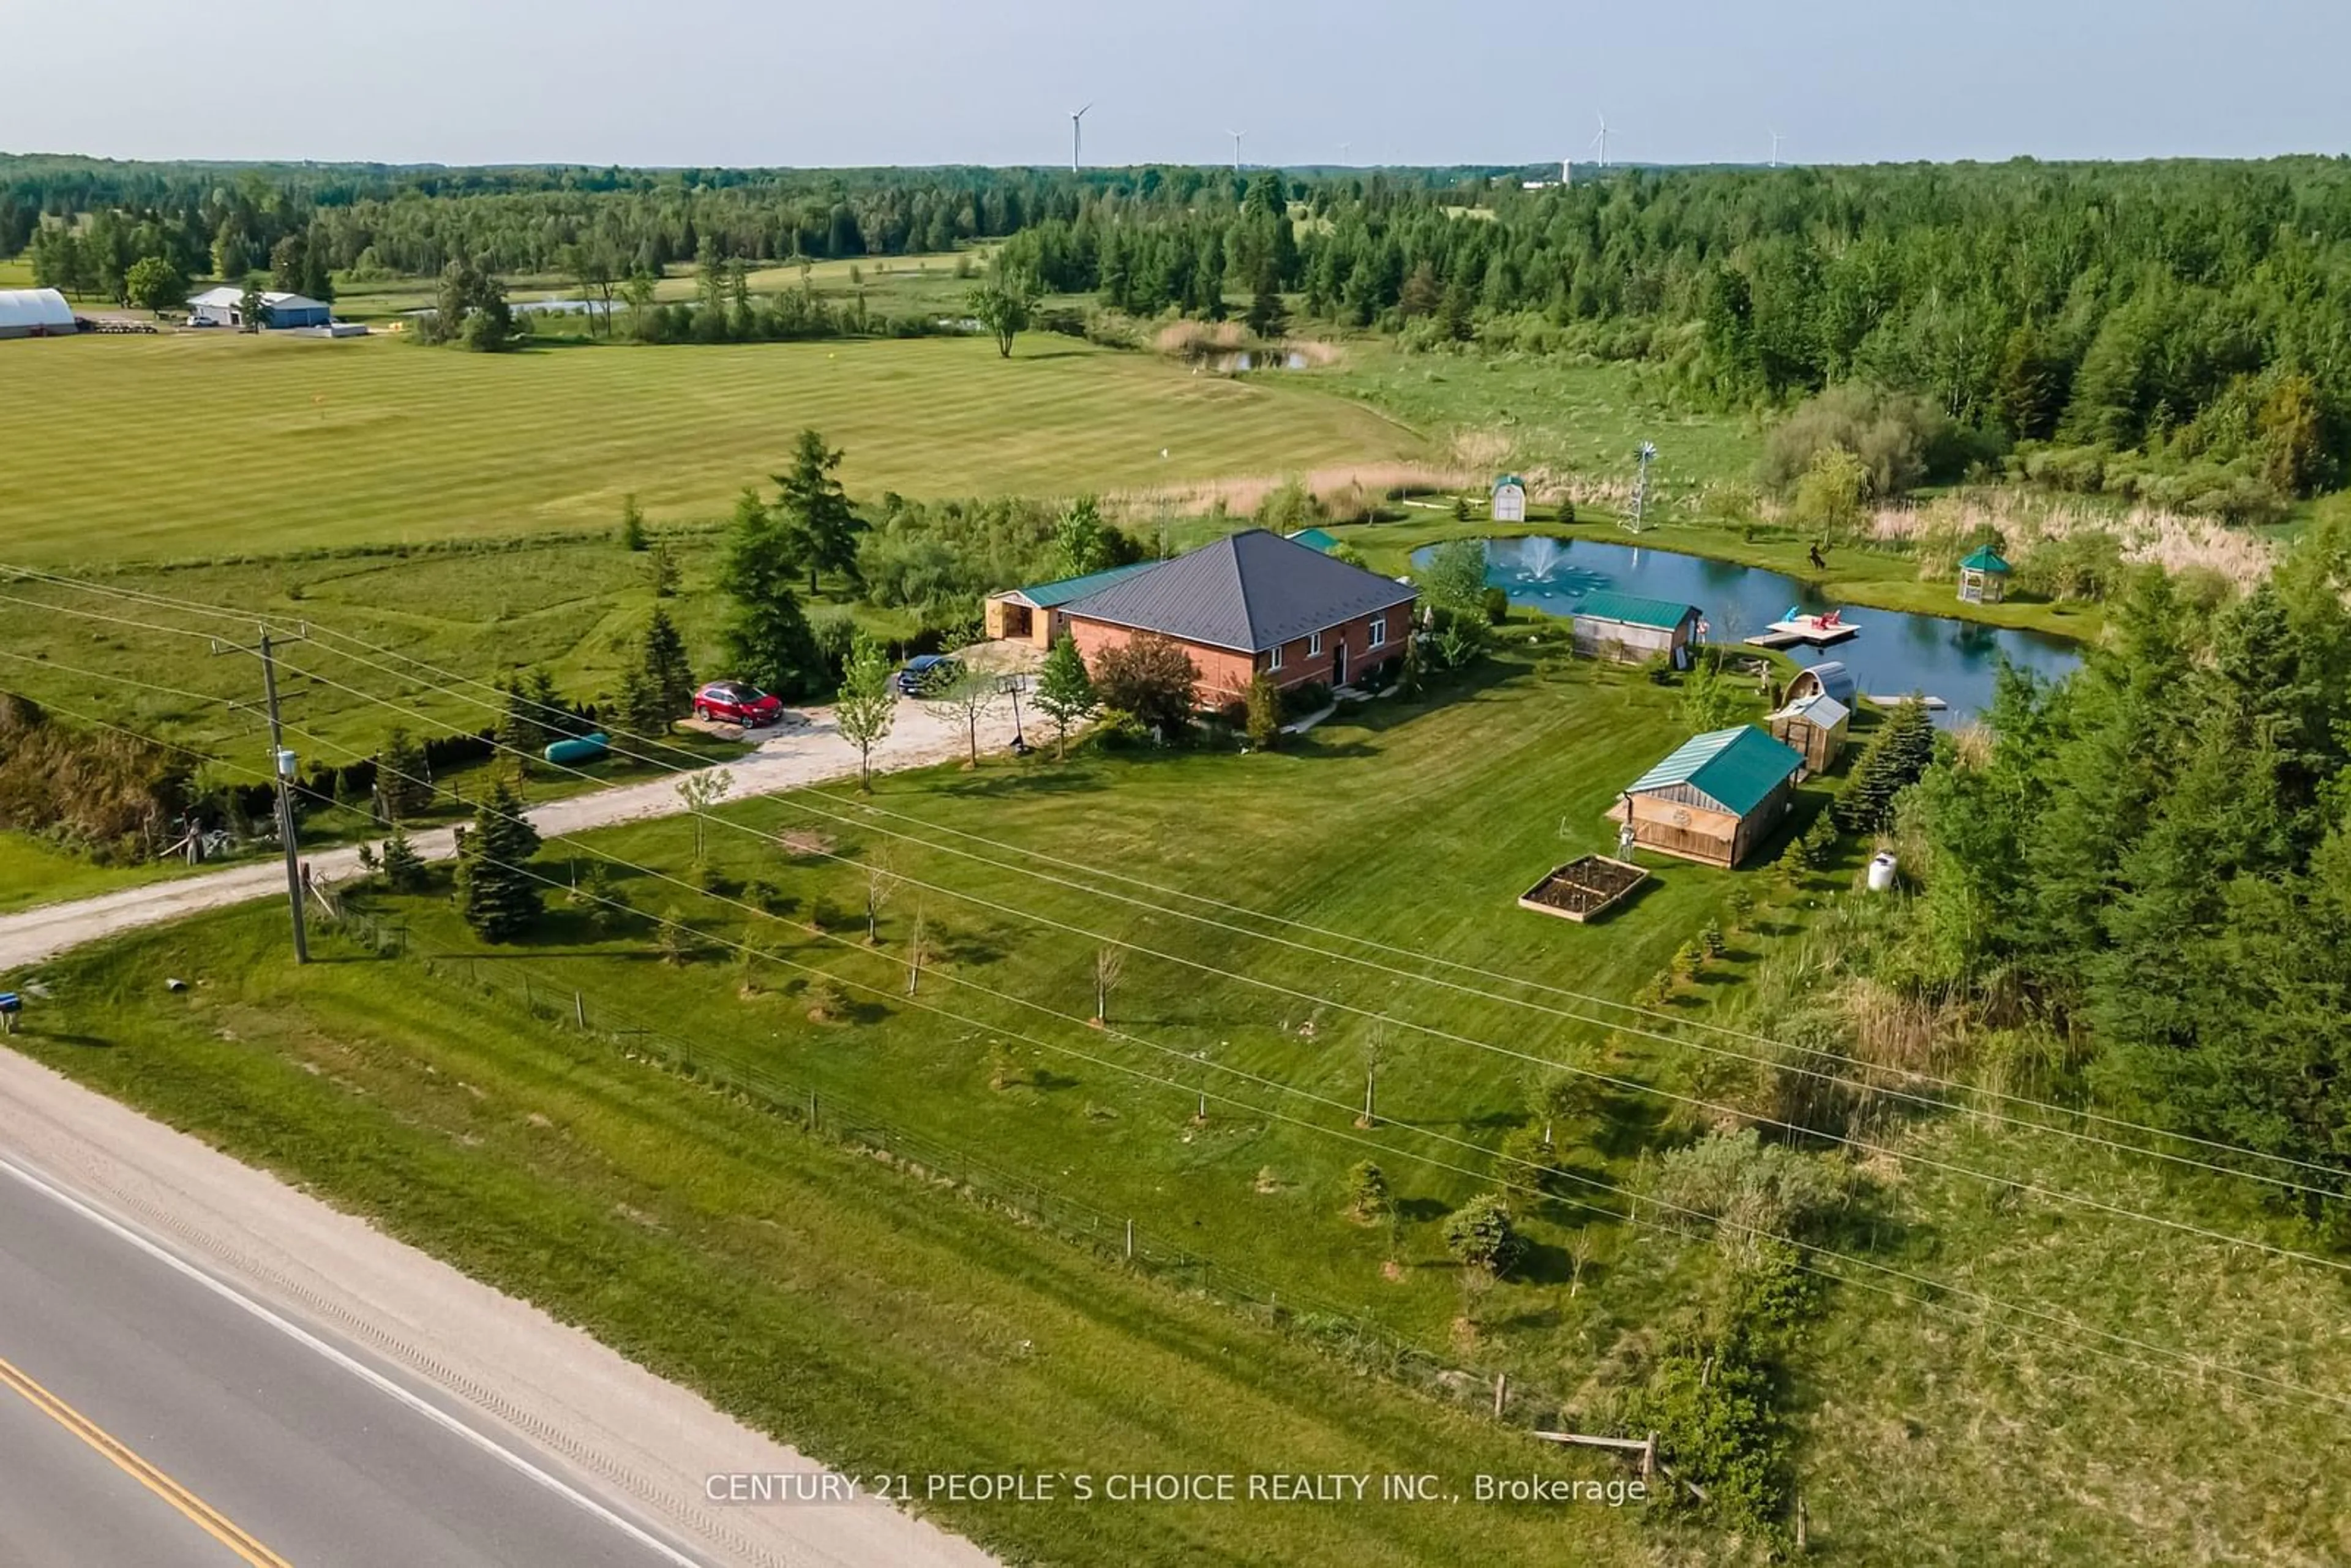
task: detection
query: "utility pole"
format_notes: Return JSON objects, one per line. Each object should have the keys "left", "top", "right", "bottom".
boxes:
{"left": 217, "top": 625, "right": 310, "bottom": 964}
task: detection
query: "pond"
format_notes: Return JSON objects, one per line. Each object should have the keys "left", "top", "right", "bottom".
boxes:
{"left": 1410, "top": 536, "right": 2082, "bottom": 721}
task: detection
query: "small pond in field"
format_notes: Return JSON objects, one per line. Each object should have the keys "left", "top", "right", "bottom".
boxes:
{"left": 1409, "top": 536, "right": 2082, "bottom": 721}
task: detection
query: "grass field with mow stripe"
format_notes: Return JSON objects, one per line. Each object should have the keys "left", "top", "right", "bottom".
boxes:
{"left": 0, "top": 332, "right": 1419, "bottom": 565}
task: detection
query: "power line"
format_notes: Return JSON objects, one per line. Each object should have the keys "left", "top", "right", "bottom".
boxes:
{"left": 207, "top": 636, "right": 2351, "bottom": 1277}
{"left": 18, "top": 565, "right": 2328, "bottom": 1200}
{"left": 17, "top": 576, "right": 2350, "bottom": 1272}
{"left": 15, "top": 651, "right": 2350, "bottom": 1424}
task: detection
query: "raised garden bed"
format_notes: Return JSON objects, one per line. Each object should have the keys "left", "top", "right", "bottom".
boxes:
{"left": 1517, "top": 855, "right": 1649, "bottom": 923}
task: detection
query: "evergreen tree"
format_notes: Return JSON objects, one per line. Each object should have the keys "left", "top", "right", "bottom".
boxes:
{"left": 617, "top": 661, "right": 669, "bottom": 743}
{"left": 1034, "top": 634, "right": 1097, "bottom": 759}
{"left": 456, "top": 774, "right": 544, "bottom": 943}
{"left": 721, "top": 495, "right": 827, "bottom": 699}
{"left": 380, "top": 822, "right": 426, "bottom": 891}
{"left": 1831, "top": 698, "right": 1937, "bottom": 833}
{"left": 769, "top": 429, "right": 863, "bottom": 596}
{"left": 640, "top": 608, "right": 696, "bottom": 719}
{"left": 377, "top": 726, "right": 431, "bottom": 820}
{"left": 1245, "top": 261, "right": 1288, "bottom": 339}
{"left": 617, "top": 493, "right": 648, "bottom": 551}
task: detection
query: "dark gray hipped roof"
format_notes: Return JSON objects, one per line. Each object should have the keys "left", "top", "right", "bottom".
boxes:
{"left": 1061, "top": 528, "right": 1416, "bottom": 653}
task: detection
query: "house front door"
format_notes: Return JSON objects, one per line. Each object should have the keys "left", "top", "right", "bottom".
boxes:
{"left": 1330, "top": 637, "right": 1348, "bottom": 689}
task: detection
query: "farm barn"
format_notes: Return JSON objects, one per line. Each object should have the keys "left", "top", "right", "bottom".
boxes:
{"left": 1059, "top": 528, "right": 1415, "bottom": 706}
{"left": 186, "top": 287, "right": 332, "bottom": 329}
{"left": 1608, "top": 724, "right": 1804, "bottom": 868}
{"left": 1570, "top": 590, "right": 1704, "bottom": 669}
{"left": 984, "top": 561, "right": 1160, "bottom": 650}
{"left": 0, "top": 288, "right": 76, "bottom": 339}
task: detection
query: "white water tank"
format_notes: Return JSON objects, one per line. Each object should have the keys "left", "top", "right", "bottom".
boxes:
{"left": 1866, "top": 852, "right": 1898, "bottom": 893}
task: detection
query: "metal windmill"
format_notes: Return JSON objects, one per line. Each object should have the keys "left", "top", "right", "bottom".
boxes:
{"left": 1625, "top": 441, "right": 1659, "bottom": 533}
{"left": 1070, "top": 103, "right": 1092, "bottom": 173}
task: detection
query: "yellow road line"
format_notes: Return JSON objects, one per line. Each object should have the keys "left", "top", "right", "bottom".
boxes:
{"left": 0, "top": 1351, "right": 294, "bottom": 1568}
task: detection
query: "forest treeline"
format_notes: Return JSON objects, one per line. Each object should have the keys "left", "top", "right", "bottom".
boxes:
{"left": 1898, "top": 518, "right": 2351, "bottom": 1212}
{"left": 16, "top": 156, "right": 2351, "bottom": 511}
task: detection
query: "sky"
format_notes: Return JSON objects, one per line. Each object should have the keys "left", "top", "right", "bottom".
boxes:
{"left": 10, "top": 0, "right": 2350, "bottom": 170}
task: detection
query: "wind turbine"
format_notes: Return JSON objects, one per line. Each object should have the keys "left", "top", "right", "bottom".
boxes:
{"left": 1589, "top": 113, "right": 1611, "bottom": 170}
{"left": 1768, "top": 127, "right": 1783, "bottom": 168}
{"left": 1339, "top": 140, "right": 1352, "bottom": 165}
{"left": 1070, "top": 103, "right": 1092, "bottom": 173}
{"left": 1227, "top": 129, "right": 1245, "bottom": 171}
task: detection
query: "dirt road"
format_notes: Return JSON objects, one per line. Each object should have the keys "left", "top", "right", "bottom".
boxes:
{"left": 0, "top": 695, "right": 1024, "bottom": 972}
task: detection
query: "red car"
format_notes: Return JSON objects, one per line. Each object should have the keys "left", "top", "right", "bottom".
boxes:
{"left": 692, "top": 681, "right": 784, "bottom": 728}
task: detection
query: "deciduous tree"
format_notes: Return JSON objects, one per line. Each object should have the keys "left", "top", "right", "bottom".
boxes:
{"left": 834, "top": 631, "right": 896, "bottom": 790}
{"left": 1033, "top": 634, "right": 1097, "bottom": 758}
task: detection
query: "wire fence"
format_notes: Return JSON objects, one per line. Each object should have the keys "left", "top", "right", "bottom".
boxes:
{"left": 323, "top": 899, "right": 1596, "bottom": 1438}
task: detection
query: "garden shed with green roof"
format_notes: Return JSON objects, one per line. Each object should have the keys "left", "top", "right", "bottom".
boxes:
{"left": 1491, "top": 474, "right": 1528, "bottom": 522}
{"left": 1607, "top": 724, "right": 1805, "bottom": 868}
{"left": 985, "top": 560, "right": 1163, "bottom": 648}
{"left": 1958, "top": 544, "right": 2012, "bottom": 604}
{"left": 1570, "top": 589, "right": 1705, "bottom": 669}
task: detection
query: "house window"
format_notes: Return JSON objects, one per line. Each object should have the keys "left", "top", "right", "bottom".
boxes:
{"left": 1309, "top": 629, "right": 1324, "bottom": 657}
{"left": 1269, "top": 643, "right": 1284, "bottom": 672}
{"left": 1368, "top": 616, "right": 1387, "bottom": 648}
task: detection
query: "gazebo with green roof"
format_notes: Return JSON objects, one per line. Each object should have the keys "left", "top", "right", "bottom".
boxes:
{"left": 1957, "top": 544, "right": 2012, "bottom": 604}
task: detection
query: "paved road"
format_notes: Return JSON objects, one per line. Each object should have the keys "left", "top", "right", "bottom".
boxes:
{"left": 0, "top": 1149, "right": 702, "bottom": 1568}
{"left": 0, "top": 692, "right": 1026, "bottom": 972}
{"left": 0, "top": 992, "right": 992, "bottom": 1568}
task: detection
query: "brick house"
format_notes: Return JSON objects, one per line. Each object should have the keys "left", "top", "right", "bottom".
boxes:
{"left": 1059, "top": 528, "right": 1417, "bottom": 708}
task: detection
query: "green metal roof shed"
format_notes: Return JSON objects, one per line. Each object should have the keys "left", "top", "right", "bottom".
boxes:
{"left": 1572, "top": 590, "right": 1702, "bottom": 631}
{"left": 1286, "top": 527, "right": 1341, "bottom": 553}
{"left": 1003, "top": 560, "right": 1163, "bottom": 610}
{"left": 1624, "top": 725, "right": 1804, "bottom": 818}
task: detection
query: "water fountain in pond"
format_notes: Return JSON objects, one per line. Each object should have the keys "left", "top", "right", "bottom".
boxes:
{"left": 1517, "top": 536, "right": 1565, "bottom": 589}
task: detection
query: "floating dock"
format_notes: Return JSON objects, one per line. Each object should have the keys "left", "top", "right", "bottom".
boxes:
{"left": 1745, "top": 618, "right": 1861, "bottom": 649}
{"left": 1865, "top": 694, "right": 1948, "bottom": 711}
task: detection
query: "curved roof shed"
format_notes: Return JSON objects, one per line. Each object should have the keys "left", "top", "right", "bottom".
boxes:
{"left": 1787, "top": 661, "right": 1856, "bottom": 705}
{"left": 0, "top": 288, "right": 76, "bottom": 338}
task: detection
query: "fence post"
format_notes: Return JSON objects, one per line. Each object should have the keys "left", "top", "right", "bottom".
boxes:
{"left": 1125, "top": 1218, "right": 1134, "bottom": 1261}
{"left": 809, "top": 1089, "right": 818, "bottom": 1130}
{"left": 574, "top": 991, "right": 587, "bottom": 1030}
{"left": 1493, "top": 1372, "right": 1507, "bottom": 1419}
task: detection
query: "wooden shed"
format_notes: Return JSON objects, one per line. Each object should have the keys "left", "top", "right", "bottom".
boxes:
{"left": 1572, "top": 590, "right": 1704, "bottom": 669}
{"left": 984, "top": 561, "right": 1161, "bottom": 649}
{"left": 1607, "top": 725, "right": 1804, "bottom": 868}
{"left": 1491, "top": 474, "right": 1528, "bottom": 523}
{"left": 1958, "top": 544, "right": 2011, "bottom": 604}
{"left": 1767, "top": 692, "right": 1850, "bottom": 778}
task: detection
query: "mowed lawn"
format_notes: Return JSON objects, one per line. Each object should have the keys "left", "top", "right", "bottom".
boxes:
{"left": 329, "top": 651, "right": 1802, "bottom": 1356}
{"left": 0, "top": 332, "right": 1421, "bottom": 565}
{"left": 15, "top": 912, "right": 1660, "bottom": 1568}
